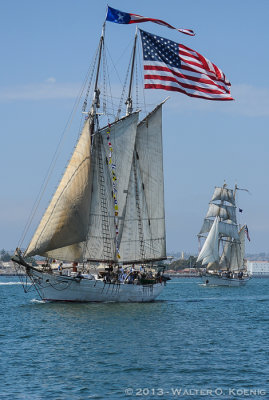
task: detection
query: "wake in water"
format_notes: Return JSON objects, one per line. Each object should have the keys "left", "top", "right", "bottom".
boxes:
{"left": 30, "top": 299, "right": 46, "bottom": 304}
{"left": 0, "top": 282, "right": 24, "bottom": 286}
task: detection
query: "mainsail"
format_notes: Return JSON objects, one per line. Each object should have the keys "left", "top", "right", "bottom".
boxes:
{"left": 219, "top": 226, "right": 245, "bottom": 271}
{"left": 119, "top": 103, "right": 166, "bottom": 262}
{"left": 25, "top": 104, "right": 166, "bottom": 264}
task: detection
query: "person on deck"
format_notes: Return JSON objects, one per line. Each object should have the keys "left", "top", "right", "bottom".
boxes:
{"left": 58, "top": 263, "right": 63, "bottom": 275}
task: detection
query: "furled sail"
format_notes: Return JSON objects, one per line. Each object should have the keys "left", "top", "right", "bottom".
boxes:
{"left": 118, "top": 104, "right": 166, "bottom": 262}
{"left": 211, "top": 186, "right": 235, "bottom": 205}
{"left": 197, "top": 217, "right": 219, "bottom": 265}
{"left": 25, "top": 118, "right": 93, "bottom": 258}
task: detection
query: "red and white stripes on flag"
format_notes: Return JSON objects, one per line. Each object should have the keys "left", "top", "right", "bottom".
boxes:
{"left": 140, "top": 29, "right": 233, "bottom": 101}
{"left": 245, "top": 225, "right": 251, "bottom": 242}
{"left": 128, "top": 14, "right": 195, "bottom": 36}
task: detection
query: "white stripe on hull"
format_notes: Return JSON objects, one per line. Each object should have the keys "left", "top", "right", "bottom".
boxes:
{"left": 202, "top": 274, "right": 249, "bottom": 287}
{"left": 29, "top": 269, "right": 164, "bottom": 302}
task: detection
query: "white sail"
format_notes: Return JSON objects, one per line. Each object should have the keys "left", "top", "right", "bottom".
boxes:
{"left": 197, "top": 217, "right": 219, "bottom": 265}
{"left": 206, "top": 203, "right": 237, "bottom": 223}
{"left": 219, "top": 226, "right": 245, "bottom": 271}
{"left": 199, "top": 218, "right": 239, "bottom": 240}
{"left": 211, "top": 186, "right": 235, "bottom": 205}
{"left": 231, "top": 226, "right": 245, "bottom": 271}
{"left": 238, "top": 225, "right": 245, "bottom": 269}
{"left": 219, "top": 239, "right": 232, "bottom": 270}
{"left": 119, "top": 104, "right": 166, "bottom": 262}
{"left": 25, "top": 118, "right": 93, "bottom": 258}
{"left": 83, "top": 112, "right": 139, "bottom": 262}
{"left": 25, "top": 113, "right": 140, "bottom": 262}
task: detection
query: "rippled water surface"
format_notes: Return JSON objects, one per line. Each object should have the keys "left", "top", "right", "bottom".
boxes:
{"left": 0, "top": 277, "right": 268, "bottom": 399}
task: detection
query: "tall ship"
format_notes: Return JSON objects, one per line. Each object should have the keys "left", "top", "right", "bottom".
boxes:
{"left": 12, "top": 19, "right": 168, "bottom": 302}
{"left": 197, "top": 183, "right": 250, "bottom": 286}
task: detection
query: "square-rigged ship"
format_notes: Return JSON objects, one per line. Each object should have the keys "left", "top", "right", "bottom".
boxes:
{"left": 197, "top": 184, "right": 250, "bottom": 286}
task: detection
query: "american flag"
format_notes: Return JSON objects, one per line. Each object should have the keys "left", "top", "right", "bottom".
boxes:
{"left": 245, "top": 225, "right": 251, "bottom": 241}
{"left": 140, "top": 29, "right": 233, "bottom": 101}
{"left": 106, "top": 6, "right": 195, "bottom": 36}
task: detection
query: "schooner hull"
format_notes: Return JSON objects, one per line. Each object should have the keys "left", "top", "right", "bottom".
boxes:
{"left": 29, "top": 269, "right": 164, "bottom": 302}
{"left": 202, "top": 274, "right": 249, "bottom": 287}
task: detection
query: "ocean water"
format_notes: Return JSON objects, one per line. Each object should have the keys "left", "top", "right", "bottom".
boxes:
{"left": 0, "top": 277, "right": 268, "bottom": 400}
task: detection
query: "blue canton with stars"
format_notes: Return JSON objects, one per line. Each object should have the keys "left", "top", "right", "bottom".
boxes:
{"left": 140, "top": 29, "right": 181, "bottom": 69}
{"left": 106, "top": 6, "right": 131, "bottom": 24}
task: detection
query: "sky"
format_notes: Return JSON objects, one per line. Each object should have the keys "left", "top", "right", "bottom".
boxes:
{"left": 1, "top": 0, "right": 269, "bottom": 255}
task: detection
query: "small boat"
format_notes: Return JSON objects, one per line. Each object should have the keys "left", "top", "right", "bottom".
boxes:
{"left": 197, "top": 183, "right": 250, "bottom": 286}
{"left": 12, "top": 15, "right": 168, "bottom": 302}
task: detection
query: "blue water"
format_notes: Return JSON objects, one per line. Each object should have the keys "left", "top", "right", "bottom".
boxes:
{"left": 0, "top": 277, "right": 268, "bottom": 400}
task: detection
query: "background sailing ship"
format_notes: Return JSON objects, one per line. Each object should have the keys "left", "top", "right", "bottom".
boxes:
{"left": 197, "top": 184, "right": 250, "bottom": 286}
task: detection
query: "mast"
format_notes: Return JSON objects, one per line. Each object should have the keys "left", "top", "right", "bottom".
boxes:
{"left": 126, "top": 27, "right": 138, "bottom": 115}
{"left": 90, "top": 23, "right": 105, "bottom": 127}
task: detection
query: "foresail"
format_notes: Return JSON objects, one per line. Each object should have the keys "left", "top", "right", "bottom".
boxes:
{"left": 119, "top": 104, "right": 166, "bottom": 262}
{"left": 197, "top": 217, "right": 219, "bottom": 266}
{"left": 25, "top": 119, "right": 92, "bottom": 258}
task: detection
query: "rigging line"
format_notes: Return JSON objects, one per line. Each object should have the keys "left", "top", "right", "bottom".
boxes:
{"left": 105, "top": 43, "right": 124, "bottom": 86}
{"left": 18, "top": 58, "right": 97, "bottom": 249}
{"left": 117, "top": 55, "right": 132, "bottom": 120}
{"left": 105, "top": 37, "right": 134, "bottom": 85}
{"left": 78, "top": 46, "right": 100, "bottom": 136}
{"left": 102, "top": 41, "right": 107, "bottom": 114}
{"left": 104, "top": 48, "right": 116, "bottom": 119}
{"left": 104, "top": 40, "right": 133, "bottom": 119}
{"left": 135, "top": 51, "right": 139, "bottom": 111}
{"left": 137, "top": 36, "right": 147, "bottom": 117}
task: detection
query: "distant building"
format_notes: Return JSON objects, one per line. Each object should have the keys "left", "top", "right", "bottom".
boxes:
{"left": 166, "top": 256, "right": 174, "bottom": 264}
{"left": 247, "top": 260, "right": 269, "bottom": 277}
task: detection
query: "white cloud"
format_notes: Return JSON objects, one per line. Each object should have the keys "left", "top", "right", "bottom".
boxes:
{"left": 45, "top": 77, "right": 57, "bottom": 83}
{"left": 1, "top": 79, "right": 269, "bottom": 118}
